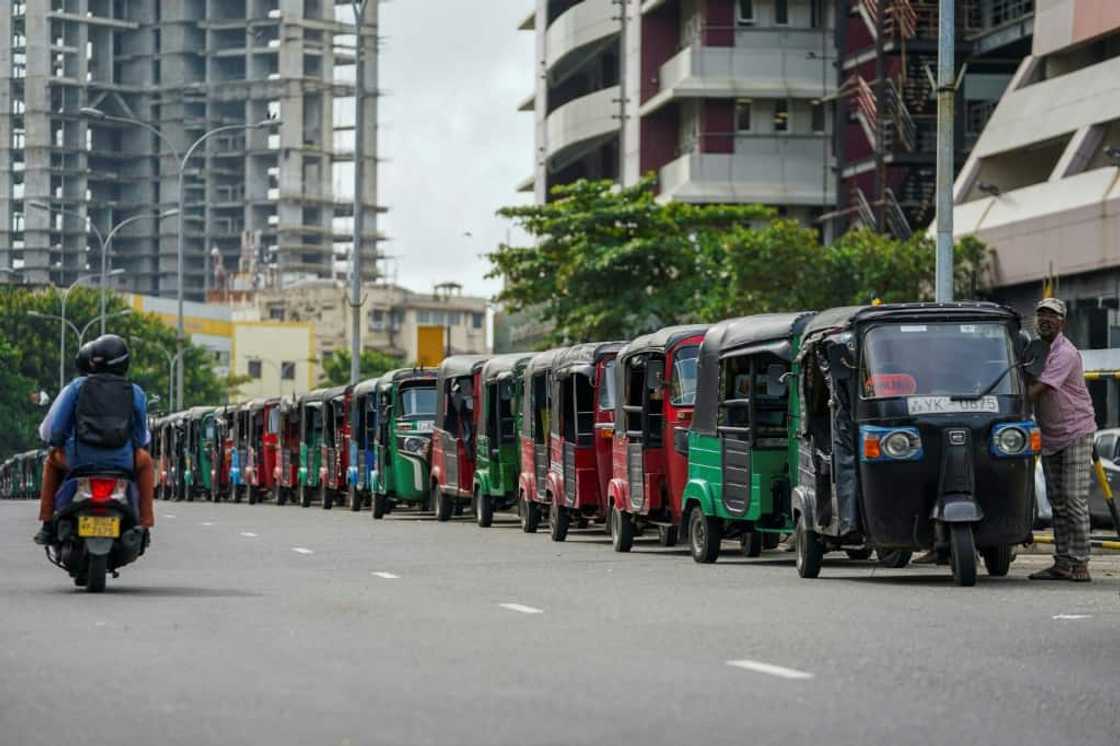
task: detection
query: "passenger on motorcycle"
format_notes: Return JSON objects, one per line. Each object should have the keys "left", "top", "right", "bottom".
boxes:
{"left": 33, "top": 335, "right": 155, "bottom": 545}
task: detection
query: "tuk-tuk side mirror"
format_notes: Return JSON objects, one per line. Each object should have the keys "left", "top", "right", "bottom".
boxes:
{"left": 645, "top": 360, "right": 665, "bottom": 391}
{"left": 766, "top": 364, "right": 788, "bottom": 397}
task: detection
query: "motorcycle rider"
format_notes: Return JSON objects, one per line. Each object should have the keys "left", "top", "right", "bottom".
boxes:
{"left": 33, "top": 334, "right": 154, "bottom": 545}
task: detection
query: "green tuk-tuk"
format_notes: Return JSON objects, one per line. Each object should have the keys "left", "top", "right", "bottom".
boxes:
{"left": 298, "top": 387, "right": 341, "bottom": 507}
{"left": 182, "top": 406, "right": 214, "bottom": 501}
{"left": 356, "top": 368, "right": 439, "bottom": 518}
{"left": 682, "top": 313, "right": 815, "bottom": 562}
{"left": 473, "top": 353, "right": 534, "bottom": 527}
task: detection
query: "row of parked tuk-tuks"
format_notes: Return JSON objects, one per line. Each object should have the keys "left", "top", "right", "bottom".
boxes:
{"left": 0, "top": 449, "right": 48, "bottom": 501}
{"left": 3, "top": 302, "right": 1044, "bottom": 586}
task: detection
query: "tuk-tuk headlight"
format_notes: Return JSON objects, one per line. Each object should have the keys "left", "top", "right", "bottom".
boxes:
{"left": 992, "top": 421, "right": 1038, "bottom": 458}
{"left": 401, "top": 436, "right": 428, "bottom": 456}
{"left": 861, "top": 426, "right": 923, "bottom": 462}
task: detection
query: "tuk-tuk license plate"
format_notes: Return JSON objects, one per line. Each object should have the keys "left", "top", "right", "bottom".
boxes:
{"left": 907, "top": 396, "right": 998, "bottom": 415}
{"left": 78, "top": 515, "right": 120, "bottom": 538}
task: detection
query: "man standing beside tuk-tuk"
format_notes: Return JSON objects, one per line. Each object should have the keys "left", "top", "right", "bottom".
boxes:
{"left": 1029, "top": 298, "right": 1096, "bottom": 582}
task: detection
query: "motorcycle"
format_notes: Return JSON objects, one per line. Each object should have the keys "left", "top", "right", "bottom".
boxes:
{"left": 45, "top": 473, "right": 149, "bottom": 593}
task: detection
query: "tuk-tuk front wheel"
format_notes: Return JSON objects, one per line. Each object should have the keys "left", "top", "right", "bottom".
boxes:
{"left": 659, "top": 525, "right": 679, "bottom": 548}
{"left": 433, "top": 484, "right": 453, "bottom": 522}
{"left": 476, "top": 491, "right": 493, "bottom": 528}
{"left": 795, "top": 514, "right": 824, "bottom": 578}
{"left": 248, "top": 487, "right": 258, "bottom": 506}
{"left": 549, "top": 505, "right": 570, "bottom": 542}
{"left": 373, "top": 492, "right": 388, "bottom": 520}
{"left": 611, "top": 506, "right": 634, "bottom": 553}
{"left": 740, "top": 531, "right": 763, "bottom": 557}
{"left": 520, "top": 498, "right": 541, "bottom": 533}
{"left": 349, "top": 486, "right": 361, "bottom": 512}
{"left": 950, "top": 524, "right": 978, "bottom": 586}
{"left": 299, "top": 483, "right": 311, "bottom": 509}
{"left": 688, "top": 505, "right": 720, "bottom": 564}
{"left": 275, "top": 482, "right": 286, "bottom": 506}
{"left": 980, "top": 545, "right": 1013, "bottom": 577}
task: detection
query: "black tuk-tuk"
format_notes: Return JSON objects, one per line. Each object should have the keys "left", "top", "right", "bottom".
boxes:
{"left": 793, "top": 302, "right": 1038, "bottom": 586}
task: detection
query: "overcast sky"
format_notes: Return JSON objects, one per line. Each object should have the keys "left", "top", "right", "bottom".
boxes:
{"left": 375, "top": 0, "right": 534, "bottom": 299}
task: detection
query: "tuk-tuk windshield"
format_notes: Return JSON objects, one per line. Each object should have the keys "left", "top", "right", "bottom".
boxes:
{"left": 400, "top": 386, "right": 436, "bottom": 419}
{"left": 599, "top": 360, "right": 617, "bottom": 411}
{"left": 861, "top": 322, "right": 1017, "bottom": 399}
{"left": 669, "top": 345, "right": 700, "bottom": 406}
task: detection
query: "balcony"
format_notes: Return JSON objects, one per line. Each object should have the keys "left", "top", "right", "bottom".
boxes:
{"left": 546, "top": 0, "right": 620, "bottom": 72}
{"left": 545, "top": 85, "right": 620, "bottom": 162}
{"left": 643, "top": 29, "right": 836, "bottom": 116}
{"left": 659, "top": 135, "right": 834, "bottom": 205}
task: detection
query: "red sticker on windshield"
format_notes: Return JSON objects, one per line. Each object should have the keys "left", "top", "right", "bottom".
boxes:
{"left": 868, "top": 374, "right": 917, "bottom": 397}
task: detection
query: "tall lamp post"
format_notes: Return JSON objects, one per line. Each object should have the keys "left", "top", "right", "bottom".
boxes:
{"left": 27, "top": 201, "right": 177, "bottom": 334}
{"left": 349, "top": 0, "right": 375, "bottom": 386}
{"left": 934, "top": 0, "right": 955, "bottom": 302}
{"left": 130, "top": 336, "right": 180, "bottom": 413}
{"left": 80, "top": 107, "right": 282, "bottom": 410}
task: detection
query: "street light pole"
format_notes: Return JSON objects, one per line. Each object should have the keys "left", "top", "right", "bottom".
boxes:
{"left": 130, "top": 336, "right": 180, "bottom": 413}
{"left": 349, "top": 0, "right": 372, "bottom": 386}
{"left": 934, "top": 0, "right": 956, "bottom": 302}
{"left": 30, "top": 271, "right": 121, "bottom": 391}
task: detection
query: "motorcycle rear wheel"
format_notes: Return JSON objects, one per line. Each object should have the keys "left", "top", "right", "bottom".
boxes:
{"left": 86, "top": 554, "right": 107, "bottom": 593}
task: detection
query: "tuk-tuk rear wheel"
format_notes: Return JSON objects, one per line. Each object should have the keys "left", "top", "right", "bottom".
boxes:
{"left": 248, "top": 487, "right": 258, "bottom": 506}
{"left": 321, "top": 481, "right": 332, "bottom": 510}
{"left": 949, "top": 524, "right": 978, "bottom": 587}
{"left": 740, "top": 532, "right": 763, "bottom": 557}
{"left": 795, "top": 515, "right": 824, "bottom": 578}
{"left": 276, "top": 483, "right": 286, "bottom": 506}
{"left": 520, "top": 498, "right": 540, "bottom": 533}
{"left": 981, "top": 545, "right": 1013, "bottom": 577}
{"left": 611, "top": 506, "right": 634, "bottom": 552}
{"left": 659, "top": 525, "right": 679, "bottom": 548}
{"left": 475, "top": 491, "right": 493, "bottom": 528}
{"left": 373, "top": 492, "right": 388, "bottom": 520}
{"left": 349, "top": 486, "right": 361, "bottom": 512}
{"left": 549, "top": 506, "right": 569, "bottom": 542}
{"left": 433, "top": 485, "right": 453, "bottom": 522}
{"left": 299, "top": 483, "right": 311, "bottom": 508}
{"left": 688, "top": 506, "right": 720, "bottom": 564}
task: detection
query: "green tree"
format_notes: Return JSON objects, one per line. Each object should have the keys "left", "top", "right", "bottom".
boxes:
{"left": 320, "top": 348, "right": 403, "bottom": 387}
{"left": 0, "top": 338, "right": 40, "bottom": 457}
{"left": 489, "top": 177, "right": 772, "bottom": 343}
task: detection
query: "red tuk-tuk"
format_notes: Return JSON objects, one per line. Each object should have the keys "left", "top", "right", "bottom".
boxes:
{"left": 546, "top": 342, "right": 624, "bottom": 541}
{"left": 245, "top": 397, "right": 281, "bottom": 504}
{"left": 276, "top": 395, "right": 301, "bottom": 505}
{"left": 609, "top": 324, "right": 709, "bottom": 552}
{"left": 320, "top": 385, "right": 352, "bottom": 510}
{"left": 517, "top": 348, "right": 565, "bottom": 533}
{"left": 431, "top": 355, "right": 490, "bottom": 522}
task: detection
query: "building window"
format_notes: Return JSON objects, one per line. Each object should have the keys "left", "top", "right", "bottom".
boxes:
{"left": 268, "top": 306, "right": 285, "bottom": 320}
{"left": 281, "top": 362, "right": 296, "bottom": 381}
{"left": 775, "top": 0, "right": 789, "bottom": 25}
{"left": 811, "top": 101, "right": 826, "bottom": 134}
{"left": 735, "top": 100, "right": 752, "bottom": 132}
{"left": 416, "top": 310, "right": 430, "bottom": 324}
{"left": 471, "top": 312, "right": 484, "bottom": 330}
{"left": 369, "top": 309, "right": 385, "bottom": 331}
{"left": 774, "top": 99, "right": 790, "bottom": 133}
{"left": 248, "top": 360, "right": 262, "bottom": 379}
{"left": 389, "top": 309, "right": 403, "bottom": 331}
{"left": 737, "top": 0, "right": 754, "bottom": 26}
{"left": 447, "top": 311, "right": 462, "bottom": 326}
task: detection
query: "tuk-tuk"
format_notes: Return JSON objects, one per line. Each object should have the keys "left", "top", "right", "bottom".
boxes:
{"left": 276, "top": 395, "right": 301, "bottom": 505}
{"left": 517, "top": 348, "right": 565, "bottom": 533}
{"left": 431, "top": 355, "right": 490, "bottom": 521}
{"left": 321, "top": 385, "right": 353, "bottom": 510}
{"left": 354, "top": 368, "right": 439, "bottom": 518}
{"left": 792, "top": 302, "right": 1038, "bottom": 586}
{"left": 546, "top": 342, "right": 624, "bottom": 541}
{"left": 228, "top": 402, "right": 253, "bottom": 502}
{"left": 244, "top": 397, "right": 281, "bottom": 504}
{"left": 473, "top": 353, "right": 534, "bottom": 527}
{"left": 609, "top": 324, "right": 710, "bottom": 552}
{"left": 182, "top": 406, "right": 214, "bottom": 501}
{"left": 155, "top": 413, "right": 182, "bottom": 501}
{"left": 682, "top": 313, "right": 815, "bottom": 562}
{"left": 298, "top": 386, "right": 342, "bottom": 508}
{"left": 0, "top": 457, "right": 12, "bottom": 498}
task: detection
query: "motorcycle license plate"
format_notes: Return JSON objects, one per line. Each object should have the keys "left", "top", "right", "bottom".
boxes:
{"left": 78, "top": 515, "right": 120, "bottom": 538}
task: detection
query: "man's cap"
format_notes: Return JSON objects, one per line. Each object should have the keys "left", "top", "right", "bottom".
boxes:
{"left": 1036, "top": 298, "right": 1066, "bottom": 318}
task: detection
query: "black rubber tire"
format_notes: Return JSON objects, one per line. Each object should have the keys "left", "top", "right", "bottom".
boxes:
{"left": 248, "top": 486, "right": 258, "bottom": 505}
{"left": 763, "top": 532, "right": 781, "bottom": 550}
{"left": 521, "top": 499, "right": 541, "bottom": 533}
{"left": 845, "top": 548, "right": 874, "bottom": 561}
{"left": 86, "top": 554, "right": 107, "bottom": 594}
{"left": 434, "top": 484, "right": 453, "bottom": 522}
{"left": 232, "top": 485, "right": 241, "bottom": 504}
{"left": 321, "top": 481, "right": 333, "bottom": 510}
{"left": 688, "top": 506, "right": 720, "bottom": 564}
{"left": 876, "top": 549, "right": 913, "bottom": 568}
{"left": 741, "top": 531, "right": 763, "bottom": 558}
{"left": 373, "top": 492, "right": 388, "bottom": 520}
{"left": 299, "top": 483, "right": 311, "bottom": 508}
{"left": 605, "top": 504, "right": 615, "bottom": 538}
{"left": 795, "top": 514, "right": 824, "bottom": 579}
{"left": 276, "top": 482, "right": 287, "bottom": 506}
{"left": 349, "top": 486, "right": 361, "bottom": 512}
{"left": 549, "top": 506, "right": 570, "bottom": 542}
{"left": 612, "top": 506, "right": 634, "bottom": 553}
{"left": 658, "top": 525, "right": 679, "bottom": 548}
{"left": 476, "top": 491, "right": 493, "bottom": 528}
{"left": 981, "top": 545, "right": 1013, "bottom": 577}
{"left": 950, "top": 524, "right": 977, "bottom": 587}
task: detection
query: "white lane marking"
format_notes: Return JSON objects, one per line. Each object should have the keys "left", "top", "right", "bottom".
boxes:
{"left": 371, "top": 572, "right": 399, "bottom": 580}
{"left": 200, "top": 522, "right": 215, "bottom": 527}
{"left": 499, "top": 603, "right": 544, "bottom": 615}
{"left": 726, "top": 659, "right": 814, "bottom": 680}
{"left": 164, "top": 514, "right": 176, "bottom": 519}
{"left": 240, "top": 531, "right": 258, "bottom": 538}
{"left": 291, "top": 547, "right": 314, "bottom": 555}
{"left": 1052, "top": 614, "right": 1092, "bottom": 620}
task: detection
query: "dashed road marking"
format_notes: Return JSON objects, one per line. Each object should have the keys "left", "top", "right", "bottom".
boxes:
{"left": 726, "top": 659, "right": 814, "bottom": 680}
{"left": 240, "top": 531, "right": 258, "bottom": 538}
{"left": 1052, "top": 614, "right": 1092, "bottom": 620}
{"left": 200, "top": 522, "right": 215, "bottom": 527}
{"left": 291, "top": 547, "right": 314, "bottom": 555}
{"left": 499, "top": 603, "right": 544, "bottom": 615}
{"left": 164, "top": 514, "right": 176, "bottom": 519}
{"left": 371, "top": 572, "right": 399, "bottom": 580}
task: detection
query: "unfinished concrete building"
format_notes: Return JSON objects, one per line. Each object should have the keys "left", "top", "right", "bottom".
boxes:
{"left": 0, "top": 0, "right": 379, "bottom": 299}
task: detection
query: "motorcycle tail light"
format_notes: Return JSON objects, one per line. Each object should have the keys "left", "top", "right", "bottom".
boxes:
{"left": 89, "top": 478, "right": 117, "bottom": 503}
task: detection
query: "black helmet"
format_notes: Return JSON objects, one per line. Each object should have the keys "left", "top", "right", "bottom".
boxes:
{"left": 87, "top": 334, "right": 130, "bottom": 375}
{"left": 75, "top": 341, "right": 96, "bottom": 375}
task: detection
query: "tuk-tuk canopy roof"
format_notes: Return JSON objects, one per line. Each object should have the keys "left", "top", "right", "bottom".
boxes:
{"left": 803, "top": 302, "right": 1018, "bottom": 341}
{"left": 481, "top": 353, "right": 535, "bottom": 382}
{"left": 247, "top": 396, "right": 280, "bottom": 412}
{"left": 299, "top": 385, "right": 348, "bottom": 405}
{"left": 438, "top": 354, "right": 490, "bottom": 381}
{"left": 554, "top": 341, "right": 625, "bottom": 377}
{"left": 524, "top": 347, "right": 567, "bottom": 378}
{"left": 185, "top": 405, "right": 214, "bottom": 420}
{"left": 618, "top": 324, "right": 710, "bottom": 363}
{"left": 692, "top": 313, "right": 815, "bottom": 436}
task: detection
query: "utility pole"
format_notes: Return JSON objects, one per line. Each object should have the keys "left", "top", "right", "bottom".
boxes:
{"left": 350, "top": 0, "right": 372, "bottom": 385}
{"left": 934, "top": 0, "right": 955, "bottom": 302}
{"left": 616, "top": 0, "right": 627, "bottom": 182}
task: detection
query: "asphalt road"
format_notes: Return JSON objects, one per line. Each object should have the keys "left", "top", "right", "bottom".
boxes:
{"left": 2, "top": 499, "right": 1119, "bottom": 746}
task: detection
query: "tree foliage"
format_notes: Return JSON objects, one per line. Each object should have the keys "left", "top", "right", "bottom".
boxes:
{"left": 490, "top": 178, "right": 994, "bottom": 343}
{"left": 320, "top": 348, "right": 404, "bottom": 387}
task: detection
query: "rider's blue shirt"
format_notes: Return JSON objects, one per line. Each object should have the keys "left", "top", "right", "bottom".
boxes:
{"left": 38, "top": 377, "right": 150, "bottom": 472}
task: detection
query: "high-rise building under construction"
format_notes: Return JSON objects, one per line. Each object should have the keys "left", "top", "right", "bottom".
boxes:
{"left": 0, "top": 0, "right": 379, "bottom": 299}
